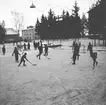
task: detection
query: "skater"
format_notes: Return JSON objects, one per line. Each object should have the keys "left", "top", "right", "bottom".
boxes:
{"left": 18, "top": 52, "right": 28, "bottom": 66}
{"left": 33, "top": 40, "right": 36, "bottom": 49}
{"left": 78, "top": 42, "right": 81, "bottom": 53}
{"left": 87, "top": 42, "right": 93, "bottom": 57}
{"left": 2, "top": 44, "right": 6, "bottom": 55}
{"left": 44, "top": 44, "right": 48, "bottom": 56}
{"left": 72, "top": 40, "right": 76, "bottom": 50}
{"left": 91, "top": 52, "right": 98, "bottom": 68}
{"left": 87, "top": 42, "right": 98, "bottom": 68}
{"left": 23, "top": 43, "right": 26, "bottom": 51}
{"left": 72, "top": 43, "right": 78, "bottom": 64}
{"left": 27, "top": 42, "right": 30, "bottom": 50}
{"left": 12, "top": 47, "right": 20, "bottom": 62}
{"left": 76, "top": 42, "right": 80, "bottom": 60}
{"left": 36, "top": 40, "right": 43, "bottom": 59}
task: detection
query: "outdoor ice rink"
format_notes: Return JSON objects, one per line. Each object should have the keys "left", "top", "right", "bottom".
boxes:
{"left": 0, "top": 38, "right": 106, "bottom": 105}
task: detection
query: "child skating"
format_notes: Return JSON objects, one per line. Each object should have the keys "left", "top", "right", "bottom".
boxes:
{"left": 2, "top": 44, "right": 6, "bottom": 55}
{"left": 18, "top": 53, "right": 28, "bottom": 66}
{"left": 44, "top": 44, "right": 48, "bottom": 56}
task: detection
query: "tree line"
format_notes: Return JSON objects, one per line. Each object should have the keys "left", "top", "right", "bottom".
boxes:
{"left": 35, "top": 1, "right": 88, "bottom": 40}
{"left": 0, "top": 21, "right": 6, "bottom": 43}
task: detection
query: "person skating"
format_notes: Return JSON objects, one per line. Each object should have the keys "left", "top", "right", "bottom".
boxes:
{"left": 33, "top": 40, "right": 36, "bottom": 49}
{"left": 92, "top": 52, "right": 98, "bottom": 68}
{"left": 72, "top": 40, "right": 76, "bottom": 50}
{"left": 12, "top": 47, "right": 20, "bottom": 62}
{"left": 72, "top": 43, "right": 78, "bottom": 65}
{"left": 44, "top": 44, "right": 48, "bottom": 56}
{"left": 2, "top": 44, "right": 6, "bottom": 55}
{"left": 36, "top": 40, "right": 43, "bottom": 59}
{"left": 27, "top": 42, "right": 30, "bottom": 50}
{"left": 87, "top": 42, "right": 93, "bottom": 57}
{"left": 76, "top": 43, "right": 80, "bottom": 60}
{"left": 18, "top": 52, "right": 28, "bottom": 66}
{"left": 87, "top": 42, "right": 98, "bottom": 68}
{"left": 23, "top": 43, "right": 26, "bottom": 51}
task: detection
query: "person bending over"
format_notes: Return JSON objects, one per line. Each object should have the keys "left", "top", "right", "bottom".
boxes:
{"left": 18, "top": 53, "right": 28, "bottom": 66}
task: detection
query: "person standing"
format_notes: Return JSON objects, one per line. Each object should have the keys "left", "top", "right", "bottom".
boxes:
{"left": 12, "top": 47, "right": 20, "bottom": 62}
{"left": 76, "top": 42, "right": 81, "bottom": 60}
{"left": 44, "top": 44, "right": 48, "bottom": 56}
{"left": 33, "top": 40, "right": 35, "bottom": 49}
{"left": 27, "top": 42, "right": 30, "bottom": 50}
{"left": 72, "top": 43, "right": 78, "bottom": 65}
{"left": 23, "top": 43, "right": 26, "bottom": 51}
{"left": 87, "top": 42, "right": 93, "bottom": 57}
{"left": 72, "top": 40, "right": 76, "bottom": 50}
{"left": 36, "top": 40, "right": 43, "bottom": 59}
{"left": 2, "top": 44, "right": 6, "bottom": 55}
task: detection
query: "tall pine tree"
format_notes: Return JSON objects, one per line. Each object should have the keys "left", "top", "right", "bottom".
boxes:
{"left": 72, "top": 1, "right": 81, "bottom": 38}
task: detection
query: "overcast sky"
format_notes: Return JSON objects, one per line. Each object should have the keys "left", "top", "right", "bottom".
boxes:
{"left": 0, "top": 0, "right": 97, "bottom": 29}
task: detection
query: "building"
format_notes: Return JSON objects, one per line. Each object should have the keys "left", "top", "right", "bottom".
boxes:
{"left": 88, "top": 0, "right": 106, "bottom": 39}
{"left": 22, "top": 28, "right": 36, "bottom": 41}
{"left": 4, "top": 28, "right": 21, "bottom": 43}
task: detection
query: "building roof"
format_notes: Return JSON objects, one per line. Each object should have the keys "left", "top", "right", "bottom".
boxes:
{"left": 88, "top": 0, "right": 106, "bottom": 13}
{"left": 6, "top": 28, "right": 18, "bottom": 35}
{"left": 22, "top": 28, "right": 35, "bottom": 31}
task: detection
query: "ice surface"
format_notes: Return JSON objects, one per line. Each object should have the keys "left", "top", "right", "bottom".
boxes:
{"left": 0, "top": 38, "right": 106, "bottom": 105}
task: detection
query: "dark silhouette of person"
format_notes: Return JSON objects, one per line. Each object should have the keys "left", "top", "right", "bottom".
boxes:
{"left": 92, "top": 52, "right": 98, "bottom": 68}
{"left": 87, "top": 42, "right": 93, "bottom": 57}
{"left": 33, "top": 40, "right": 36, "bottom": 49}
{"left": 2, "top": 44, "right": 6, "bottom": 55}
{"left": 27, "top": 42, "right": 30, "bottom": 50}
{"left": 18, "top": 53, "right": 28, "bottom": 66}
{"left": 76, "top": 42, "right": 81, "bottom": 60}
{"left": 44, "top": 44, "right": 48, "bottom": 56}
{"left": 23, "top": 43, "right": 26, "bottom": 51}
{"left": 12, "top": 47, "right": 20, "bottom": 62}
{"left": 72, "top": 40, "right": 76, "bottom": 50}
{"left": 36, "top": 40, "right": 43, "bottom": 59}
{"left": 35, "top": 42, "right": 38, "bottom": 49}
{"left": 72, "top": 43, "right": 79, "bottom": 64}
{"left": 37, "top": 41, "right": 40, "bottom": 48}
{"left": 87, "top": 42, "right": 98, "bottom": 67}
{"left": 33, "top": 41, "right": 38, "bottom": 50}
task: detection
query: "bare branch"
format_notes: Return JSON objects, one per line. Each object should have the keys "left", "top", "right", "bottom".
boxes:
{"left": 11, "top": 10, "right": 24, "bottom": 31}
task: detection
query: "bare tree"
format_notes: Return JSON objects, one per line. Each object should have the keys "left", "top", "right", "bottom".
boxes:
{"left": 11, "top": 10, "right": 24, "bottom": 32}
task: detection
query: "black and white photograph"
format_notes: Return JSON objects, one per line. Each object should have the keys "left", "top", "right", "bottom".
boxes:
{"left": 0, "top": 0, "right": 106, "bottom": 105}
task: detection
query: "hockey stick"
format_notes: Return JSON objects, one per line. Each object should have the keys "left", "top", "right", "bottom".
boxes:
{"left": 44, "top": 54, "right": 51, "bottom": 59}
{"left": 27, "top": 60, "right": 37, "bottom": 66}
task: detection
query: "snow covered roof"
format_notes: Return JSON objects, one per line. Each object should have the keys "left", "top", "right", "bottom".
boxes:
{"left": 6, "top": 28, "right": 18, "bottom": 35}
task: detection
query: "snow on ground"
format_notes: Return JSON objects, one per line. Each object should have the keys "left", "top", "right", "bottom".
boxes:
{"left": 0, "top": 38, "right": 106, "bottom": 105}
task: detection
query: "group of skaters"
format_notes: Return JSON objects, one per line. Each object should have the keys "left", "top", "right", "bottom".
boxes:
{"left": 22, "top": 42, "right": 30, "bottom": 51}
{"left": 36, "top": 40, "right": 49, "bottom": 59}
{"left": 33, "top": 40, "right": 49, "bottom": 59}
{"left": 1, "top": 40, "right": 98, "bottom": 68}
{"left": 72, "top": 41, "right": 98, "bottom": 68}
{"left": 12, "top": 40, "right": 48, "bottom": 66}
{"left": 13, "top": 42, "right": 31, "bottom": 51}
{"left": 11, "top": 46, "right": 29, "bottom": 66}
